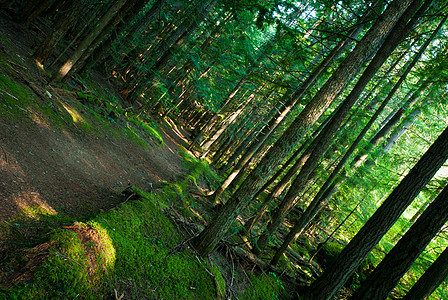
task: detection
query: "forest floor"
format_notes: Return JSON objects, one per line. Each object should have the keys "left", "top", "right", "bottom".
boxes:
{"left": 0, "top": 9, "right": 189, "bottom": 236}
{"left": 0, "top": 10, "right": 294, "bottom": 299}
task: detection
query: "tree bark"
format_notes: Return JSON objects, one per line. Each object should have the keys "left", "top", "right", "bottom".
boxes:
{"left": 306, "top": 122, "right": 448, "bottom": 300}
{"left": 351, "top": 181, "right": 448, "bottom": 299}
{"left": 191, "top": 0, "right": 416, "bottom": 257}
{"left": 402, "top": 246, "right": 448, "bottom": 300}
{"left": 210, "top": 8, "right": 374, "bottom": 203}
{"left": 352, "top": 81, "right": 430, "bottom": 168}
{"left": 270, "top": 11, "right": 439, "bottom": 262}
{"left": 127, "top": 0, "right": 215, "bottom": 103}
{"left": 50, "top": 0, "right": 128, "bottom": 83}
{"left": 33, "top": 0, "right": 79, "bottom": 65}
{"left": 80, "top": 0, "right": 150, "bottom": 73}
{"left": 19, "top": 0, "right": 54, "bottom": 27}
{"left": 254, "top": 0, "right": 427, "bottom": 255}
{"left": 60, "top": 0, "right": 143, "bottom": 81}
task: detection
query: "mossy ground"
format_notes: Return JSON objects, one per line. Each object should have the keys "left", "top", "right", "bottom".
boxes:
{"left": 0, "top": 153, "right": 287, "bottom": 299}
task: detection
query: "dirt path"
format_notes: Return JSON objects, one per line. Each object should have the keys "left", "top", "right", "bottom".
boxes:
{"left": 0, "top": 11, "right": 190, "bottom": 224}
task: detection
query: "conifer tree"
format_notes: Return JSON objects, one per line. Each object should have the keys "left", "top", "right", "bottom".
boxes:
{"left": 306, "top": 123, "right": 448, "bottom": 299}
{"left": 191, "top": 0, "right": 416, "bottom": 257}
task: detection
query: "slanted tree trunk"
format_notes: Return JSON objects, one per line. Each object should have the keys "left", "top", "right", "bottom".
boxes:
{"left": 34, "top": 0, "right": 80, "bottom": 65}
{"left": 50, "top": 0, "right": 128, "bottom": 83}
{"left": 80, "top": 0, "right": 150, "bottom": 73}
{"left": 189, "top": 76, "right": 247, "bottom": 150}
{"left": 19, "top": 0, "right": 54, "bottom": 27}
{"left": 381, "top": 106, "right": 422, "bottom": 152}
{"left": 201, "top": 85, "right": 262, "bottom": 158}
{"left": 402, "top": 246, "right": 448, "bottom": 300}
{"left": 210, "top": 10, "right": 372, "bottom": 203}
{"left": 351, "top": 180, "right": 448, "bottom": 299}
{"left": 352, "top": 82, "right": 430, "bottom": 168}
{"left": 253, "top": 0, "right": 427, "bottom": 255}
{"left": 127, "top": 0, "right": 215, "bottom": 103}
{"left": 306, "top": 122, "right": 448, "bottom": 300}
{"left": 191, "top": 0, "right": 415, "bottom": 257}
{"left": 59, "top": 0, "right": 144, "bottom": 81}
{"left": 270, "top": 9, "right": 439, "bottom": 262}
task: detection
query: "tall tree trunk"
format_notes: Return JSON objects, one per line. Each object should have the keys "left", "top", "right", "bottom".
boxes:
{"left": 402, "top": 246, "right": 448, "bottom": 300}
{"left": 254, "top": 0, "right": 428, "bottom": 254}
{"left": 241, "top": 105, "right": 344, "bottom": 237}
{"left": 210, "top": 10, "right": 373, "bottom": 202}
{"left": 270, "top": 21, "right": 439, "bottom": 264}
{"left": 201, "top": 85, "right": 262, "bottom": 158}
{"left": 51, "top": 0, "right": 128, "bottom": 83}
{"left": 127, "top": 0, "right": 214, "bottom": 103}
{"left": 19, "top": 0, "right": 54, "bottom": 27}
{"left": 33, "top": 0, "right": 78, "bottom": 65}
{"left": 381, "top": 106, "right": 422, "bottom": 152}
{"left": 351, "top": 181, "right": 448, "bottom": 299}
{"left": 306, "top": 122, "right": 448, "bottom": 300}
{"left": 352, "top": 82, "right": 430, "bottom": 168}
{"left": 270, "top": 83, "right": 426, "bottom": 265}
{"left": 59, "top": 0, "right": 144, "bottom": 81}
{"left": 191, "top": 0, "right": 416, "bottom": 257}
{"left": 80, "top": 0, "right": 150, "bottom": 73}
{"left": 189, "top": 76, "right": 247, "bottom": 150}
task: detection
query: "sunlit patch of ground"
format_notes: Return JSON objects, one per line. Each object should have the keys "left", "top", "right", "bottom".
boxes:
{"left": 12, "top": 191, "right": 57, "bottom": 219}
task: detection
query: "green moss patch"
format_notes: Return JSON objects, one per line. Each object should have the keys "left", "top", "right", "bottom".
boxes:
{"left": 243, "top": 272, "right": 286, "bottom": 300}
{"left": 1, "top": 188, "right": 218, "bottom": 299}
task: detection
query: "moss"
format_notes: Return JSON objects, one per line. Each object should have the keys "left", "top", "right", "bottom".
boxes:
{"left": 3, "top": 186, "right": 218, "bottom": 299}
{"left": 128, "top": 115, "right": 164, "bottom": 145}
{"left": 122, "top": 124, "right": 152, "bottom": 149}
{"left": 319, "top": 242, "right": 344, "bottom": 266}
{"left": 0, "top": 73, "right": 99, "bottom": 133}
{"left": 242, "top": 272, "right": 286, "bottom": 300}
{"left": 179, "top": 148, "right": 220, "bottom": 189}
{"left": 4, "top": 230, "right": 93, "bottom": 299}
{"left": 211, "top": 262, "right": 226, "bottom": 298}
{"left": 0, "top": 74, "right": 38, "bottom": 120}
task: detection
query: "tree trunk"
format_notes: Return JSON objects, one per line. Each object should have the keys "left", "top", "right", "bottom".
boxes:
{"left": 80, "top": 0, "right": 150, "bottom": 73}
{"left": 351, "top": 181, "right": 448, "bottom": 299}
{"left": 19, "top": 0, "right": 54, "bottom": 27}
{"left": 306, "top": 123, "right": 448, "bottom": 300}
{"left": 271, "top": 12, "right": 439, "bottom": 263}
{"left": 60, "top": 0, "right": 143, "bottom": 81}
{"left": 33, "top": 0, "right": 79, "bottom": 65}
{"left": 127, "top": 0, "right": 215, "bottom": 103}
{"left": 382, "top": 106, "right": 422, "bottom": 152}
{"left": 189, "top": 76, "right": 246, "bottom": 150}
{"left": 402, "top": 246, "right": 448, "bottom": 300}
{"left": 201, "top": 85, "right": 261, "bottom": 158}
{"left": 51, "top": 0, "right": 128, "bottom": 83}
{"left": 191, "top": 0, "right": 416, "bottom": 257}
{"left": 241, "top": 106, "right": 342, "bottom": 237}
{"left": 210, "top": 9, "right": 373, "bottom": 203}
{"left": 352, "top": 81, "right": 430, "bottom": 168}
{"left": 254, "top": 0, "right": 427, "bottom": 255}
